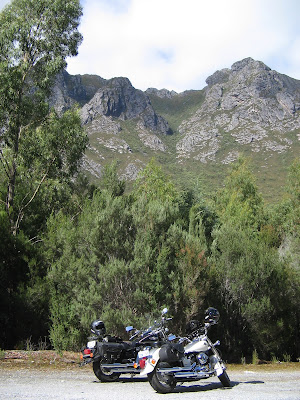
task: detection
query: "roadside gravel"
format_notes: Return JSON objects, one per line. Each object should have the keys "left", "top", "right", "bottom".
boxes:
{"left": 1, "top": 366, "right": 300, "bottom": 400}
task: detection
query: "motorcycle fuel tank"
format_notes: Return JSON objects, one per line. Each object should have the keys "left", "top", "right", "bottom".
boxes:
{"left": 184, "top": 338, "right": 210, "bottom": 353}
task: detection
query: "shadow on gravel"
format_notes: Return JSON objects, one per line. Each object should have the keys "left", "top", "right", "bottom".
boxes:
{"left": 173, "top": 382, "right": 232, "bottom": 393}
{"left": 172, "top": 379, "right": 264, "bottom": 393}
{"left": 226, "top": 380, "right": 264, "bottom": 386}
{"left": 119, "top": 377, "right": 148, "bottom": 383}
{"left": 91, "top": 377, "right": 148, "bottom": 384}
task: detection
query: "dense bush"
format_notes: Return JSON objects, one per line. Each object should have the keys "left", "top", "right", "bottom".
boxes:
{"left": 1, "top": 0, "right": 298, "bottom": 362}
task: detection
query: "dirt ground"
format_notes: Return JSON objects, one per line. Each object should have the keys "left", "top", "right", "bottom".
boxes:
{"left": 1, "top": 351, "right": 300, "bottom": 400}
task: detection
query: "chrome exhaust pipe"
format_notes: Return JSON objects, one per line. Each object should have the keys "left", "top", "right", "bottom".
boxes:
{"left": 100, "top": 363, "right": 138, "bottom": 373}
{"left": 157, "top": 367, "right": 215, "bottom": 380}
{"left": 174, "top": 371, "right": 212, "bottom": 379}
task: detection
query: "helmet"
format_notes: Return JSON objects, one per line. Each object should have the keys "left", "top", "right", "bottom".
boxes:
{"left": 91, "top": 320, "right": 106, "bottom": 336}
{"left": 204, "top": 307, "right": 220, "bottom": 324}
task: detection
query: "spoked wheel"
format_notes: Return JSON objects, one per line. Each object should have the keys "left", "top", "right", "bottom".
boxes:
{"left": 218, "top": 370, "right": 231, "bottom": 387}
{"left": 92, "top": 360, "right": 121, "bottom": 382}
{"left": 148, "top": 362, "right": 177, "bottom": 393}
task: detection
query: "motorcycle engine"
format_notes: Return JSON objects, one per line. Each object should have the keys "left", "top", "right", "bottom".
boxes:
{"left": 197, "top": 352, "right": 209, "bottom": 365}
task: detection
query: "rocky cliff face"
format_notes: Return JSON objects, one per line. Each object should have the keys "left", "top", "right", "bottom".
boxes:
{"left": 51, "top": 72, "right": 171, "bottom": 135}
{"left": 177, "top": 58, "right": 300, "bottom": 163}
{"left": 80, "top": 77, "right": 170, "bottom": 134}
{"left": 49, "top": 58, "right": 300, "bottom": 198}
{"left": 49, "top": 70, "right": 106, "bottom": 114}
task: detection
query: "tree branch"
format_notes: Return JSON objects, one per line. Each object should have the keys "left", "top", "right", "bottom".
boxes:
{"left": 0, "top": 148, "right": 10, "bottom": 178}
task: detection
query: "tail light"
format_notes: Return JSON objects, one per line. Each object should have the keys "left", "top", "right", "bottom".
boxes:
{"left": 139, "top": 357, "right": 146, "bottom": 369}
{"left": 83, "top": 348, "right": 93, "bottom": 357}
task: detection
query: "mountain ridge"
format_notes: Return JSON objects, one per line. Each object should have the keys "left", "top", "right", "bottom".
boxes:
{"left": 50, "top": 57, "right": 300, "bottom": 201}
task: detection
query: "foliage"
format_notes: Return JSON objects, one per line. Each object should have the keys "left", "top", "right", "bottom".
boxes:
{"left": 0, "top": 0, "right": 86, "bottom": 349}
{"left": 45, "top": 162, "right": 210, "bottom": 349}
{"left": 214, "top": 156, "right": 264, "bottom": 229}
{"left": 45, "top": 189, "right": 136, "bottom": 349}
{"left": 133, "top": 158, "right": 180, "bottom": 203}
{"left": 99, "top": 161, "right": 125, "bottom": 197}
{"left": 209, "top": 223, "right": 294, "bottom": 359}
{"left": 0, "top": 0, "right": 83, "bottom": 233}
{"left": 2, "top": 155, "right": 296, "bottom": 361}
{"left": 208, "top": 158, "right": 300, "bottom": 360}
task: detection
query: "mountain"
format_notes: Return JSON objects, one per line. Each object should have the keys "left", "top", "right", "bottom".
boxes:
{"left": 51, "top": 58, "right": 300, "bottom": 201}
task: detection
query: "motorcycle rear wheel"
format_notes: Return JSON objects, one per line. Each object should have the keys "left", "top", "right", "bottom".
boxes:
{"left": 218, "top": 370, "right": 231, "bottom": 387}
{"left": 148, "top": 362, "right": 177, "bottom": 394}
{"left": 92, "top": 361, "right": 121, "bottom": 382}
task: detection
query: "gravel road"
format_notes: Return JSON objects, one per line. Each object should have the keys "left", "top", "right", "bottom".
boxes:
{"left": 1, "top": 367, "right": 299, "bottom": 400}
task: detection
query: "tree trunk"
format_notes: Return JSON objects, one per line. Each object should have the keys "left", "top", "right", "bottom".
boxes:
{"left": 6, "top": 159, "right": 17, "bottom": 234}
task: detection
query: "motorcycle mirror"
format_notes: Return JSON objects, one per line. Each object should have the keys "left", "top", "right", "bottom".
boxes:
{"left": 126, "top": 326, "right": 134, "bottom": 332}
{"left": 162, "top": 308, "right": 168, "bottom": 315}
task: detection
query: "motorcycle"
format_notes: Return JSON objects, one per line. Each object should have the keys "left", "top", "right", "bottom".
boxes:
{"left": 137, "top": 307, "right": 231, "bottom": 393}
{"left": 80, "top": 308, "right": 172, "bottom": 382}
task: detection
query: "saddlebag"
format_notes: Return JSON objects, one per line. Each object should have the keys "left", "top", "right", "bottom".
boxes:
{"left": 159, "top": 343, "right": 184, "bottom": 363}
{"left": 97, "top": 342, "right": 124, "bottom": 361}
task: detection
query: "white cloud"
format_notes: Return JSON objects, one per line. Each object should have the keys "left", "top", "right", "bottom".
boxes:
{"left": 0, "top": 0, "right": 9, "bottom": 9}
{"left": 1, "top": 0, "right": 299, "bottom": 91}
{"left": 66, "top": 0, "right": 300, "bottom": 91}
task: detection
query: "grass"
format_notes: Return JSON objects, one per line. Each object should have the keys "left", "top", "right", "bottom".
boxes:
{"left": 0, "top": 350, "right": 81, "bottom": 370}
{"left": 0, "top": 349, "right": 5, "bottom": 360}
{"left": 228, "top": 362, "right": 300, "bottom": 373}
{"left": 148, "top": 89, "right": 205, "bottom": 133}
{"left": 1, "top": 350, "right": 299, "bottom": 372}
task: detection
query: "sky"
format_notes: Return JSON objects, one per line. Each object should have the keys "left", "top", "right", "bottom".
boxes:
{"left": 1, "top": 0, "right": 300, "bottom": 92}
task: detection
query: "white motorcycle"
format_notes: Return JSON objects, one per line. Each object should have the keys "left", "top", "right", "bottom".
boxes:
{"left": 137, "top": 307, "right": 231, "bottom": 393}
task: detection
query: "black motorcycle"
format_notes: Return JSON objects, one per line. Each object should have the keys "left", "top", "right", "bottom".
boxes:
{"left": 80, "top": 308, "right": 172, "bottom": 382}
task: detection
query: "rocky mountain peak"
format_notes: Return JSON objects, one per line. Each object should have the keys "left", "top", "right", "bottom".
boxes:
{"left": 49, "top": 58, "right": 299, "bottom": 198}
{"left": 231, "top": 57, "right": 270, "bottom": 73}
{"left": 49, "top": 70, "right": 106, "bottom": 114}
{"left": 80, "top": 76, "right": 170, "bottom": 134}
{"left": 178, "top": 58, "right": 300, "bottom": 164}
{"left": 145, "top": 87, "right": 178, "bottom": 99}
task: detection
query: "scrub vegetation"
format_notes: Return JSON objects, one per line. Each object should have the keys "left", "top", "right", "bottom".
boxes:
{"left": 0, "top": 0, "right": 299, "bottom": 363}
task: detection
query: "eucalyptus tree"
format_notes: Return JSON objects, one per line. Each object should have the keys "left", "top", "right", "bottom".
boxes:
{"left": 0, "top": 0, "right": 84, "bottom": 234}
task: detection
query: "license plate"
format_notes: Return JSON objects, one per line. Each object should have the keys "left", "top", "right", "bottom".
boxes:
{"left": 87, "top": 340, "right": 96, "bottom": 348}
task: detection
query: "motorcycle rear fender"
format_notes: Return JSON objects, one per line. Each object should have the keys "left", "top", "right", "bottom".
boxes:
{"left": 139, "top": 348, "right": 160, "bottom": 376}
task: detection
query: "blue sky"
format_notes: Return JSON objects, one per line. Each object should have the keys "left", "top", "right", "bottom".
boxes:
{"left": 1, "top": 0, "right": 300, "bottom": 92}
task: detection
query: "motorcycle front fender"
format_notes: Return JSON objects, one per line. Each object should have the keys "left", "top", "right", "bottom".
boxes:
{"left": 210, "top": 355, "right": 225, "bottom": 376}
{"left": 214, "top": 361, "right": 225, "bottom": 376}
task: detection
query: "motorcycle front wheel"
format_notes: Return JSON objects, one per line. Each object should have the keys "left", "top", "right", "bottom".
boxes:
{"left": 92, "top": 361, "right": 121, "bottom": 382}
{"left": 148, "top": 362, "right": 177, "bottom": 394}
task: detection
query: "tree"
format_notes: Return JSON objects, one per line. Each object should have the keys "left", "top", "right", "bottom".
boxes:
{"left": 45, "top": 189, "right": 136, "bottom": 349}
{"left": 0, "top": 0, "right": 83, "bottom": 233}
{"left": 208, "top": 158, "right": 299, "bottom": 360}
{"left": 133, "top": 159, "right": 179, "bottom": 203}
{"left": 99, "top": 161, "right": 125, "bottom": 197}
{"left": 214, "top": 157, "right": 264, "bottom": 230}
